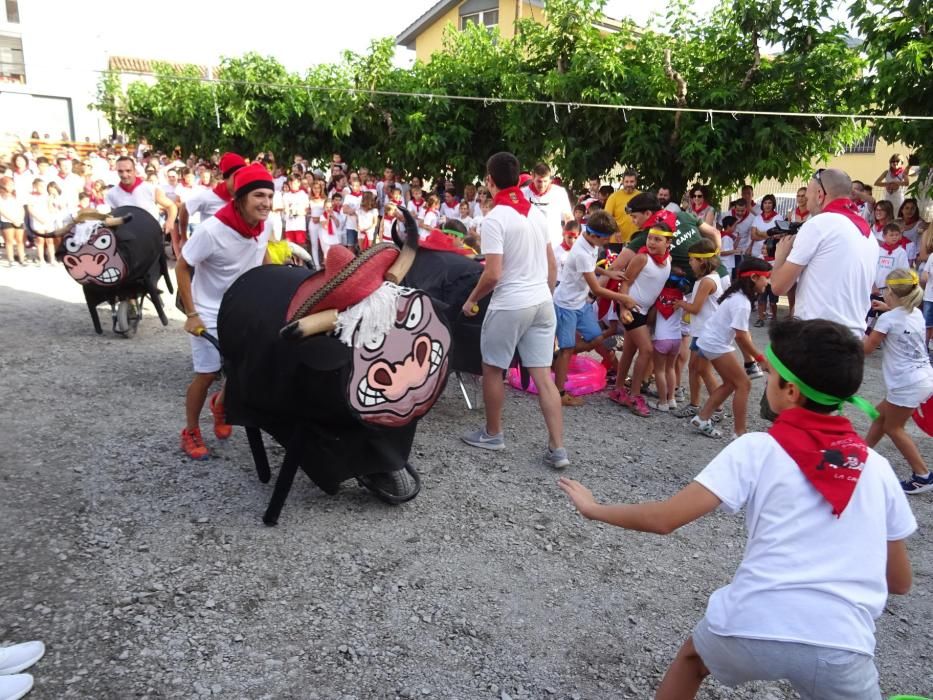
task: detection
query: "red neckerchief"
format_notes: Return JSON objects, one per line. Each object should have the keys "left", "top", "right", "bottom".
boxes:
{"left": 492, "top": 186, "right": 531, "bottom": 216}
{"left": 879, "top": 237, "right": 910, "bottom": 254}
{"left": 731, "top": 208, "right": 750, "bottom": 224}
{"left": 690, "top": 200, "right": 708, "bottom": 214}
{"left": 560, "top": 239, "right": 573, "bottom": 251}
{"left": 212, "top": 181, "right": 232, "bottom": 202}
{"left": 528, "top": 180, "right": 551, "bottom": 197}
{"left": 794, "top": 207, "right": 809, "bottom": 221}
{"left": 642, "top": 209, "right": 678, "bottom": 231}
{"left": 325, "top": 211, "right": 334, "bottom": 235}
{"left": 890, "top": 166, "right": 904, "bottom": 178}
{"left": 410, "top": 197, "right": 424, "bottom": 209}
{"left": 655, "top": 286, "right": 683, "bottom": 319}
{"left": 58, "top": 170, "right": 69, "bottom": 180}
{"left": 214, "top": 201, "right": 264, "bottom": 239}
{"left": 721, "top": 230, "right": 735, "bottom": 239}
{"left": 638, "top": 245, "right": 670, "bottom": 267}
{"left": 769, "top": 407, "right": 868, "bottom": 517}
{"left": 760, "top": 210, "right": 778, "bottom": 222}
{"left": 119, "top": 177, "right": 143, "bottom": 194}
{"left": 820, "top": 198, "right": 871, "bottom": 238}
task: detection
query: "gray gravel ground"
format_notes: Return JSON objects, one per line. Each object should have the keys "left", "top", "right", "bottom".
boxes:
{"left": 1, "top": 264, "right": 931, "bottom": 700}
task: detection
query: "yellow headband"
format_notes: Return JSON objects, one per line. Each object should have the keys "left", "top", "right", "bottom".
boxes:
{"left": 887, "top": 270, "right": 919, "bottom": 286}
{"left": 688, "top": 249, "right": 720, "bottom": 259}
{"left": 648, "top": 228, "right": 674, "bottom": 238}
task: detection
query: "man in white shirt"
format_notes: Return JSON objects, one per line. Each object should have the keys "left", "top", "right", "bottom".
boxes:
{"left": 521, "top": 162, "right": 573, "bottom": 248}
{"left": 175, "top": 162, "right": 272, "bottom": 460}
{"left": 658, "top": 186, "right": 681, "bottom": 213}
{"left": 105, "top": 156, "right": 177, "bottom": 236}
{"left": 53, "top": 157, "right": 84, "bottom": 215}
{"left": 178, "top": 152, "right": 246, "bottom": 240}
{"left": 460, "top": 152, "right": 568, "bottom": 469}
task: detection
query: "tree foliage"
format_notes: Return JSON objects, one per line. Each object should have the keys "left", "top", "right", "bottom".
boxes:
{"left": 850, "top": 0, "right": 933, "bottom": 172}
{"left": 91, "top": 0, "right": 870, "bottom": 196}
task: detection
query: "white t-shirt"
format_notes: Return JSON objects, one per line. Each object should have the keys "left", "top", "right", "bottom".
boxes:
{"left": 104, "top": 182, "right": 161, "bottom": 221}
{"left": 183, "top": 187, "right": 225, "bottom": 224}
{"left": 440, "top": 202, "right": 461, "bottom": 222}
{"left": 522, "top": 184, "right": 573, "bottom": 248}
{"left": 787, "top": 212, "right": 879, "bottom": 337}
{"left": 688, "top": 272, "right": 724, "bottom": 338}
{"left": 282, "top": 189, "right": 309, "bottom": 231}
{"left": 481, "top": 204, "right": 552, "bottom": 311}
{"left": 720, "top": 233, "right": 737, "bottom": 270}
{"left": 357, "top": 208, "right": 378, "bottom": 241}
{"left": 874, "top": 306, "right": 933, "bottom": 390}
{"left": 698, "top": 292, "right": 750, "bottom": 355}
{"left": 749, "top": 213, "right": 784, "bottom": 258}
{"left": 732, "top": 212, "right": 755, "bottom": 254}
{"left": 695, "top": 432, "right": 917, "bottom": 655}
{"left": 875, "top": 246, "right": 909, "bottom": 290}
{"left": 408, "top": 200, "right": 427, "bottom": 220}
{"left": 343, "top": 192, "right": 362, "bottom": 230}
{"left": 655, "top": 305, "right": 683, "bottom": 341}
{"left": 182, "top": 215, "right": 270, "bottom": 326}
{"left": 628, "top": 255, "right": 671, "bottom": 314}
{"left": 420, "top": 209, "right": 439, "bottom": 237}
{"left": 924, "top": 257, "right": 933, "bottom": 303}
{"left": 553, "top": 236, "right": 598, "bottom": 310}
{"left": 553, "top": 242, "right": 570, "bottom": 279}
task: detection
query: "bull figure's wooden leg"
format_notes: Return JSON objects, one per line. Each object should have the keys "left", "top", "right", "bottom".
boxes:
{"left": 246, "top": 427, "right": 271, "bottom": 483}
{"left": 263, "top": 430, "right": 302, "bottom": 526}
{"left": 148, "top": 278, "right": 170, "bottom": 326}
{"left": 161, "top": 255, "right": 175, "bottom": 294}
{"left": 85, "top": 290, "right": 103, "bottom": 335}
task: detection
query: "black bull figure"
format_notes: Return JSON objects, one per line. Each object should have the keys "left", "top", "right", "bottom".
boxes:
{"left": 34, "top": 206, "right": 173, "bottom": 335}
{"left": 215, "top": 213, "right": 492, "bottom": 525}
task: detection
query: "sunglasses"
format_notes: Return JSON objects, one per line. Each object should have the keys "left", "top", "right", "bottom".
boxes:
{"left": 691, "top": 194, "right": 704, "bottom": 199}
{"left": 813, "top": 168, "right": 826, "bottom": 195}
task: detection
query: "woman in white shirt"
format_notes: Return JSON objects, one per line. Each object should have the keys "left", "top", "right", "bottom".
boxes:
{"left": 307, "top": 180, "right": 326, "bottom": 269}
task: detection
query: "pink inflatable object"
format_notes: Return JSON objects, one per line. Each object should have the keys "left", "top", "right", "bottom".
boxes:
{"left": 507, "top": 354, "right": 607, "bottom": 396}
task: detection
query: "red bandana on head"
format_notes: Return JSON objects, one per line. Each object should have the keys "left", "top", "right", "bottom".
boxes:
{"left": 493, "top": 186, "right": 531, "bottom": 217}
{"left": 119, "top": 177, "right": 144, "bottom": 194}
{"left": 213, "top": 181, "right": 232, "bottom": 202}
{"left": 820, "top": 198, "right": 871, "bottom": 238}
{"left": 214, "top": 201, "right": 265, "bottom": 239}
{"left": 769, "top": 407, "right": 868, "bottom": 517}
{"left": 642, "top": 209, "right": 678, "bottom": 231}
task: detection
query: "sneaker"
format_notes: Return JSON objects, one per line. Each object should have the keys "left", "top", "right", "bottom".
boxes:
{"left": 630, "top": 394, "right": 650, "bottom": 417}
{"left": 753, "top": 318, "right": 765, "bottom": 328}
{"left": 608, "top": 386, "right": 634, "bottom": 407}
{"left": 647, "top": 398, "right": 669, "bottom": 412}
{"left": 901, "top": 471, "right": 933, "bottom": 495}
{"left": 674, "top": 386, "right": 686, "bottom": 402}
{"left": 0, "top": 674, "right": 33, "bottom": 700}
{"left": 181, "top": 427, "right": 210, "bottom": 460}
{"left": 667, "top": 399, "right": 678, "bottom": 411}
{"left": 461, "top": 428, "right": 505, "bottom": 451}
{"left": 209, "top": 392, "right": 233, "bottom": 440}
{"left": 543, "top": 445, "right": 570, "bottom": 469}
{"left": 561, "top": 393, "right": 584, "bottom": 407}
{"left": 690, "top": 416, "right": 722, "bottom": 438}
{"left": 641, "top": 382, "right": 658, "bottom": 398}
{"left": 745, "top": 362, "right": 764, "bottom": 379}
{"left": 674, "top": 403, "right": 699, "bottom": 418}
{"left": 0, "top": 641, "right": 45, "bottom": 674}
{"left": 712, "top": 408, "right": 725, "bottom": 423}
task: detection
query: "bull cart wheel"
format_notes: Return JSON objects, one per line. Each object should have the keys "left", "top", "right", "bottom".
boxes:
{"left": 113, "top": 298, "right": 142, "bottom": 338}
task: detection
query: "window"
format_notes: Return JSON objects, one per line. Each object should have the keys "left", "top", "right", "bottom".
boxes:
{"left": 0, "top": 34, "right": 24, "bottom": 83}
{"left": 844, "top": 133, "right": 877, "bottom": 154}
{"left": 4, "top": 0, "right": 19, "bottom": 23}
{"left": 460, "top": 9, "right": 499, "bottom": 31}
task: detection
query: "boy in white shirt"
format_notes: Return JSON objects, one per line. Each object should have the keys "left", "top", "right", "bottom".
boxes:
{"left": 560, "top": 317, "right": 916, "bottom": 699}
{"left": 552, "top": 211, "right": 633, "bottom": 407}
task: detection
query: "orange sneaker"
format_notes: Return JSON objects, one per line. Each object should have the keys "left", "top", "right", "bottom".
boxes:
{"left": 181, "top": 427, "right": 210, "bottom": 460}
{"left": 209, "top": 392, "right": 233, "bottom": 440}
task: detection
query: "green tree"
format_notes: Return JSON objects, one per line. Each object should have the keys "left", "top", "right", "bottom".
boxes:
{"left": 850, "top": 0, "right": 933, "bottom": 174}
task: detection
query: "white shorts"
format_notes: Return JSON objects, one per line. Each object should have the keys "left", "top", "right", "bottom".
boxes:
{"left": 887, "top": 376, "right": 933, "bottom": 408}
{"left": 189, "top": 326, "right": 221, "bottom": 374}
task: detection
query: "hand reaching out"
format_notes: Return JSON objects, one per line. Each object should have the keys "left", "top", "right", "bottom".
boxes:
{"left": 558, "top": 477, "right": 597, "bottom": 518}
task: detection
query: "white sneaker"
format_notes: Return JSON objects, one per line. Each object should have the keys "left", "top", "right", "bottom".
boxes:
{"left": 0, "top": 674, "right": 34, "bottom": 700}
{"left": 0, "top": 642, "right": 45, "bottom": 675}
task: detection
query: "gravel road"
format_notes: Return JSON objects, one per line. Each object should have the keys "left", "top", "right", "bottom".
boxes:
{"left": 1, "top": 264, "right": 930, "bottom": 700}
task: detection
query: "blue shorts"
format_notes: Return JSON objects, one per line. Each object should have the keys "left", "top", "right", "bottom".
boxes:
{"left": 555, "top": 303, "right": 602, "bottom": 350}
{"left": 924, "top": 300, "right": 933, "bottom": 328}
{"left": 690, "top": 336, "right": 700, "bottom": 352}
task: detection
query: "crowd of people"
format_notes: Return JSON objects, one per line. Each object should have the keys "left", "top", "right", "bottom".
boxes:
{"left": 0, "top": 139, "right": 930, "bottom": 698}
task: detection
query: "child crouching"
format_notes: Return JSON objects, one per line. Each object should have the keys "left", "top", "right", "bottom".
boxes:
{"left": 560, "top": 317, "right": 916, "bottom": 699}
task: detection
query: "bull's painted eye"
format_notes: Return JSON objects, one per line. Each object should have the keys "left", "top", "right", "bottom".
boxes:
{"left": 63, "top": 236, "right": 81, "bottom": 253}
{"left": 403, "top": 296, "right": 423, "bottom": 330}
{"left": 92, "top": 233, "right": 112, "bottom": 250}
{"left": 362, "top": 333, "right": 384, "bottom": 352}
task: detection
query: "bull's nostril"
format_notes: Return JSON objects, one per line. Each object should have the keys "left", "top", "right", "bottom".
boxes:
{"left": 373, "top": 368, "right": 392, "bottom": 386}
{"left": 415, "top": 340, "right": 429, "bottom": 365}
{"left": 95, "top": 254, "right": 107, "bottom": 265}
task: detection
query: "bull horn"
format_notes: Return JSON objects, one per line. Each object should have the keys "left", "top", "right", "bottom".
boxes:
{"left": 279, "top": 308, "right": 338, "bottom": 341}
{"left": 74, "top": 209, "right": 108, "bottom": 223}
{"left": 385, "top": 245, "right": 416, "bottom": 284}
{"left": 103, "top": 214, "right": 132, "bottom": 227}
{"left": 391, "top": 206, "right": 421, "bottom": 250}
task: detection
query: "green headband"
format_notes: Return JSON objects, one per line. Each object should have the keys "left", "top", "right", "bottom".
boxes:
{"left": 441, "top": 227, "right": 465, "bottom": 239}
{"left": 765, "top": 345, "right": 879, "bottom": 420}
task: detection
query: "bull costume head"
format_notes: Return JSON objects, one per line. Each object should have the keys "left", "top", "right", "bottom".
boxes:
{"left": 60, "top": 221, "right": 127, "bottom": 286}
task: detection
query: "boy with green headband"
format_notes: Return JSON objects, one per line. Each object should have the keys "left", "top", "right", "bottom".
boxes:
{"left": 559, "top": 317, "right": 916, "bottom": 699}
